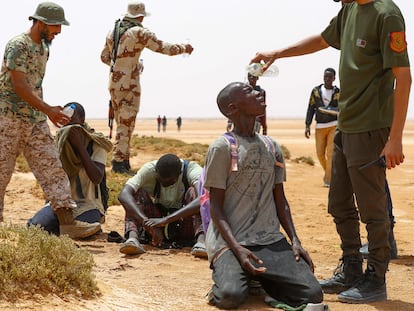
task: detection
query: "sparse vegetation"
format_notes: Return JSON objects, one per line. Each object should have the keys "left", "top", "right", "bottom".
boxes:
{"left": 292, "top": 156, "right": 315, "bottom": 166}
{"left": 0, "top": 224, "right": 100, "bottom": 301}
{"left": 15, "top": 155, "right": 30, "bottom": 173}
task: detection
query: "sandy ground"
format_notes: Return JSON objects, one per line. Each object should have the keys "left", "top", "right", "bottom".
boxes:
{"left": 1, "top": 118, "right": 414, "bottom": 311}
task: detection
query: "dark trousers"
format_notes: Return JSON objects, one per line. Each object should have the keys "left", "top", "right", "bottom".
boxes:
{"left": 27, "top": 203, "right": 101, "bottom": 235}
{"left": 209, "top": 239, "right": 323, "bottom": 309}
{"left": 328, "top": 129, "right": 390, "bottom": 278}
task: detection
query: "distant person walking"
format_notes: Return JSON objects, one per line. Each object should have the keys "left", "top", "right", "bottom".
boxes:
{"left": 100, "top": 1, "right": 193, "bottom": 174}
{"left": 305, "top": 68, "right": 340, "bottom": 187}
{"left": 176, "top": 116, "right": 182, "bottom": 131}
{"left": 162, "top": 115, "right": 167, "bottom": 132}
{"left": 157, "top": 115, "right": 161, "bottom": 132}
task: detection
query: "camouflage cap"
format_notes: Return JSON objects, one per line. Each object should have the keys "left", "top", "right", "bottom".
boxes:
{"left": 125, "top": 1, "right": 150, "bottom": 18}
{"left": 29, "top": 2, "right": 70, "bottom": 26}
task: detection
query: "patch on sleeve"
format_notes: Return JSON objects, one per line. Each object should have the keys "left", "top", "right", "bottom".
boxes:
{"left": 389, "top": 32, "right": 407, "bottom": 53}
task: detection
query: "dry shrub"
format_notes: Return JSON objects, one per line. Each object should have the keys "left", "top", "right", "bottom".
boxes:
{"left": 292, "top": 156, "right": 315, "bottom": 166}
{"left": 0, "top": 224, "right": 100, "bottom": 301}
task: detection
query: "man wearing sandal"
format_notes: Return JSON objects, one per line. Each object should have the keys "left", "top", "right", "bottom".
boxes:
{"left": 118, "top": 154, "right": 206, "bottom": 258}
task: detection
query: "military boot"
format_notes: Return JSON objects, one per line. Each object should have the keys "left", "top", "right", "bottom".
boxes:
{"left": 112, "top": 160, "right": 134, "bottom": 175}
{"left": 319, "top": 255, "right": 363, "bottom": 294}
{"left": 123, "top": 159, "right": 135, "bottom": 175}
{"left": 338, "top": 264, "right": 387, "bottom": 303}
{"left": 55, "top": 208, "right": 101, "bottom": 239}
{"left": 124, "top": 159, "right": 131, "bottom": 171}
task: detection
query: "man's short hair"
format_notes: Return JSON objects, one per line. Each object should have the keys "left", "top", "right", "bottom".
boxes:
{"left": 155, "top": 154, "right": 181, "bottom": 178}
{"left": 325, "top": 67, "right": 336, "bottom": 76}
{"left": 216, "top": 82, "right": 245, "bottom": 117}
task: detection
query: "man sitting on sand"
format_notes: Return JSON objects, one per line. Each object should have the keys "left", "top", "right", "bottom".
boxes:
{"left": 28, "top": 102, "right": 113, "bottom": 238}
{"left": 204, "top": 82, "right": 324, "bottom": 309}
{"left": 118, "top": 153, "right": 207, "bottom": 258}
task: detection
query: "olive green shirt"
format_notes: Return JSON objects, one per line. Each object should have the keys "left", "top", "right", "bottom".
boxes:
{"left": 321, "top": 0, "right": 410, "bottom": 133}
{"left": 0, "top": 33, "right": 48, "bottom": 123}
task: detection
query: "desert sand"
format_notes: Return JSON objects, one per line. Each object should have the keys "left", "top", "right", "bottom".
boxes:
{"left": 1, "top": 118, "right": 414, "bottom": 311}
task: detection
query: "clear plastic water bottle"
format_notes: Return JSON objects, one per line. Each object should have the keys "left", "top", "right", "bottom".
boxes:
{"left": 247, "top": 63, "right": 279, "bottom": 78}
{"left": 62, "top": 103, "right": 75, "bottom": 118}
{"left": 57, "top": 103, "right": 75, "bottom": 127}
{"left": 139, "top": 59, "right": 144, "bottom": 75}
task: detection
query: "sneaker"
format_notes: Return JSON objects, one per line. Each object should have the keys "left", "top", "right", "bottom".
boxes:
{"left": 191, "top": 242, "right": 208, "bottom": 258}
{"left": 338, "top": 265, "right": 387, "bottom": 303}
{"left": 319, "top": 255, "right": 363, "bottom": 294}
{"left": 60, "top": 220, "right": 101, "bottom": 239}
{"left": 119, "top": 237, "right": 146, "bottom": 255}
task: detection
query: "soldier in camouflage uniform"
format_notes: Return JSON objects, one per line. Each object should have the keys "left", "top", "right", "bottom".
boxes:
{"left": 0, "top": 2, "right": 100, "bottom": 238}
{"left": 100, "top": 1, "right": 193, "bottom": 174}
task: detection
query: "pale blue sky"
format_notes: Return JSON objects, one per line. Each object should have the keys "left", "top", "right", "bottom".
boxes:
{"left": 1, "top": 0, "right": 413, "bottom": 120}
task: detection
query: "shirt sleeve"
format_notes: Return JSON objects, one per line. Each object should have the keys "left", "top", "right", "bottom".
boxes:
{"left": 5, "top": 38, "right": 28, "bottom": 73}
{"left": 272, "top": 139, "right": 287, "bottom": 184}
{"left": 186, "top": 161, "right": 202, "bottom": 186}
{"left": 321, "top": 15, "right": 342, "bottom": 50}
{"left": 91, "top": 145, "right": 107, "bottom": 165}
{"left": 381, "top": 15, "right": 410, "bottom": 69}
{"left": 204, "top": 137, "right": 231, "bottom": 190}
{"left": 126, "top": 161, "right": 157, "bottom": 192}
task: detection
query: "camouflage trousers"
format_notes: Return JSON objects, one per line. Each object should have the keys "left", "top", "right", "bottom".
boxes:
{"left": 110, "top": 89, "right": 141, "bottom": 162}
{"left": 0, "top": 116, "right": 76, "bottom": 221}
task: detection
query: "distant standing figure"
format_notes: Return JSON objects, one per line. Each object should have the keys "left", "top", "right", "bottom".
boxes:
{"left": 247, "top": 73, "right": 267, "bottom": 135}
{"left": 162, "top": 115, "right": 167, "bottom": 132}
{"left": 157, "top": 115, "right": 161, "bottom": 132}
{"left": 176, "top": 116, "right": 182, "bottom": 131}
{"left": 100, "top": 1, "right": 193, "bottom": 174}
{"left": 305, "top": 68, "right": 340, "bottom": 187}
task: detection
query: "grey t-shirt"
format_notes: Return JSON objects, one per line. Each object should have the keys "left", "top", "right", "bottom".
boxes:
{"left": 204, "top": 133, "right": 286, "bottom": 262}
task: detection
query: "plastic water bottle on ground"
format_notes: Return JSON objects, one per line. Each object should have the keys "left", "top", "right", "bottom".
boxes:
{"left": 247, "top": 63, "right": 279, "bottom": 78}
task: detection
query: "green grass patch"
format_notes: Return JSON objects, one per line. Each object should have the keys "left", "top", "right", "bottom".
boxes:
{"left": 0, "top": 224, "right": 100, "bottom": 301}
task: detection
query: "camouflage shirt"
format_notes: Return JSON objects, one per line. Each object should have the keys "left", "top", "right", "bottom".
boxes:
{"left": 0, "top": 33, "right": 48, "bottom": 123}
{"left": 101, "top": 19, "right": 187, "bottom": 94}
